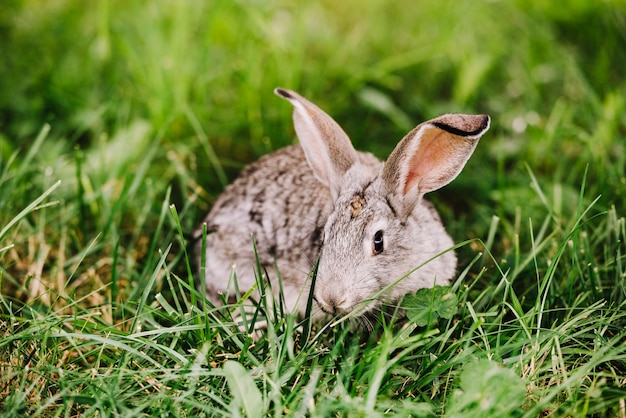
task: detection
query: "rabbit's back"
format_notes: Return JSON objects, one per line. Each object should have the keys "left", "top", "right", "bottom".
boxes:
{"left": 197, "top": 145, "right": 332, "bottom": 308}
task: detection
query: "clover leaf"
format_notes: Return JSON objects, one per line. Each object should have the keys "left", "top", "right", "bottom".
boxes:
{"left": 402, "top": 285, "right": 458, "bottom": 327}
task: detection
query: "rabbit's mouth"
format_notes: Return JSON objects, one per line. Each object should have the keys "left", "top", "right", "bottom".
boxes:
{"left": 313, "top": 293, "right": 382, "bottom": 318}
{"left": 313, "top": 294, "right": 349, "bottom": 316}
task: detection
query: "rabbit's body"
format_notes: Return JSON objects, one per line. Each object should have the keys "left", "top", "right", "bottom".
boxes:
{"left": 199, "top": 145, "right": 378, "bottom": 315}
{"left": 196, "top": 88, "right": 490, "bottom": 320}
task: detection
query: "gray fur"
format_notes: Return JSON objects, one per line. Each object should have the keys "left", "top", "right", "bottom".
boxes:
{"left": 195, "top": 88, "right": 490, "bottom": 320}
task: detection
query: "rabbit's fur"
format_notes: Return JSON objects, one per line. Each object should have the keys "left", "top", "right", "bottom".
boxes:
{"left": 195, "top": 88, "right": 490, "bottom": 320}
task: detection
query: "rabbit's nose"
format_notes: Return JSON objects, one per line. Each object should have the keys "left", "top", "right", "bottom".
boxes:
{"left": 317, "top": 291, "right": 349, "bottom": 314}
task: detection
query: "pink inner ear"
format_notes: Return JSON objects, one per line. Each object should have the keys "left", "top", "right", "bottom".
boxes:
{"left": 403, "top": 129, "right": 463, "bottom": 195}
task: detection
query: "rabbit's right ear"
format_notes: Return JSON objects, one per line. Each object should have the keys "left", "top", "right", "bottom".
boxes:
{"left": 383, "top": 113, "right": 490, "bottom": 217}
{"left": 275, "top": 88, "right": 358, "bottom": 198}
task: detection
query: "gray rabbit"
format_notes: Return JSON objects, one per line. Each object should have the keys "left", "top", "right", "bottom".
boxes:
{"left": 195, "top": 88, "right": 490, "bottom": 321}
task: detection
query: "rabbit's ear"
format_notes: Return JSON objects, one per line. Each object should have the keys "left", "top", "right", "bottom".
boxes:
{"left": 383, "top": 113, "right": 490, "bottom": 214}
{"left": 275, "top": 88, "right": 358, "bottom": 197}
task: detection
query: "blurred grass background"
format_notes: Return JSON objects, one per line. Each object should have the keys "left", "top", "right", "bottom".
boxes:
{"left": 1, "top": 0, "right": 625, "bottom": 416}
{"left": 2, "top": 0, "right": 624, "bottom": 206}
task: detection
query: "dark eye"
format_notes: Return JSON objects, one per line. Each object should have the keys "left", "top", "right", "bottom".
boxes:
{"left": 372, "top": 230, "right": 384, "bottom": 255}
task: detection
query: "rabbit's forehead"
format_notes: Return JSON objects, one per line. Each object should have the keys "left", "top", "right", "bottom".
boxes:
{"left": 328, "top": 192, "right": 392, "bottom": 231}
{"left": 334, "top": 178, "right": 387, "bottom": 215}
{"left": 349, "top": 195, "right": 366, "bottom": 217}
{"left": 344, "top": 194, "right": 389, "bottom": 217}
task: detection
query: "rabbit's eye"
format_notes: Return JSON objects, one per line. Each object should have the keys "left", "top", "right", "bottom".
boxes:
{"left": 372, "top": 230, "right": 384, "bottom": 255}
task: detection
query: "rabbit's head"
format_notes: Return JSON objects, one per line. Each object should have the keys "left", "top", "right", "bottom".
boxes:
{"left": 275, "top": 88, "right": 490, "bottom": 318}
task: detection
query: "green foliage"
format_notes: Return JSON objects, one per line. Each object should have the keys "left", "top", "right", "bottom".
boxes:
{"left": 448, "top": 360, "right": 527, "bottom": 418}
{"left": 223, "top": 360, "right": 264, "bottom": 418}
{"left": 1, "top": 0, "right": 625, "bottom": 416}
{"left": 403, "top": 286, "right": 459, "bottom": 327}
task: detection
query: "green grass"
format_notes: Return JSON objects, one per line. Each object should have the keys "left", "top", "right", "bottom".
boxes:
{"left": 1, "top": 0, "right": 625, "bottom": 416}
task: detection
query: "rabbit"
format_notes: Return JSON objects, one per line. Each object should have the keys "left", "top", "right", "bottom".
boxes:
{"left": 195, "top": 88, "right": 490, "bottom": 321}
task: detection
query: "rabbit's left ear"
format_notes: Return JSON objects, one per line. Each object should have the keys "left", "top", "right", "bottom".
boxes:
{"left": 275, "top": 88, "right": 358, "bottom": 199}
{"left": 383, "top": 113, "right": 490, "bottom": 214}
